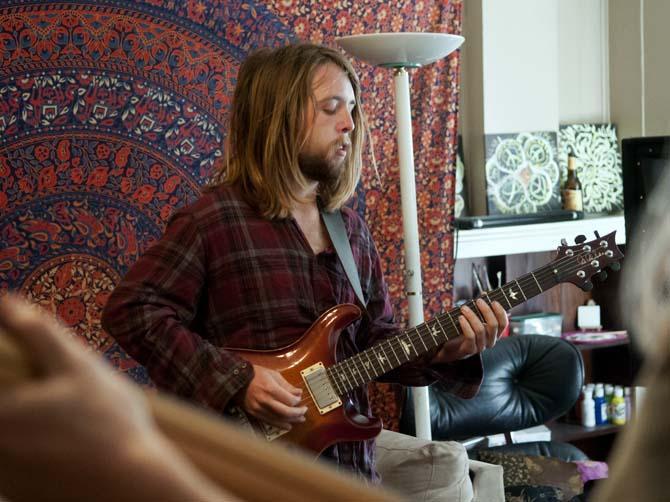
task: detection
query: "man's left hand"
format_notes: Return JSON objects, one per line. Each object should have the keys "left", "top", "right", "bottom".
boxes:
{"left": 431, "top": 298, "right": 508, "bottom": 363}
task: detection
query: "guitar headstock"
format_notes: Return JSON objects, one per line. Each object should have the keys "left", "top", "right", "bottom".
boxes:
{"left": 553, "top": 231, "right": 624, "bottom": 291}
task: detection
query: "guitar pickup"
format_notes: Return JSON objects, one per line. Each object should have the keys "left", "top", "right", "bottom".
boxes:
{"left": 301, "top": 362, "right": 342, "bottom": 415}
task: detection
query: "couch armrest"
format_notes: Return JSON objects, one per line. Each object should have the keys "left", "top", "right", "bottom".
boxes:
{"left": 375, "top": 429, "right": 473, "bottom": 502}
{"left": 469, "top": 459, "right": 504, "bottom": 502}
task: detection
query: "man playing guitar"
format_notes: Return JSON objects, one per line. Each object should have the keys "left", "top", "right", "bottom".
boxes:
{"left": 102, "top": 42, "right": 507, "bottom": 483}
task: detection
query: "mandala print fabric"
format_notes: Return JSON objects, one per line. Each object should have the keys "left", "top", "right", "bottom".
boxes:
{"left": 0, "top": 1, "right": 462, "bottom": 385}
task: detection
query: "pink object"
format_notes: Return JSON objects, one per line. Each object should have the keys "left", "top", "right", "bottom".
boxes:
{"left": 562, "top": 330, "right": 628, "bottom": 345}
{"left": 499, "top": 314, "right": 511, "bottom": 338}
{"left": 574, "top": 460, "right": 609, "bottom": 482}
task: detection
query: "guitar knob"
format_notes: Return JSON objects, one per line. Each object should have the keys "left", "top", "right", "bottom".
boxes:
{"left": 610, "top": 262, "right": 621, "bottom": 272}
{"left": 597, "top": 271, "right": 608, "bottom": 281}
{"left": 575, "top": 235, "right": 587, "bottom": 245}
{"left": 582, "top": 281, "right": 594, "bottom": 292}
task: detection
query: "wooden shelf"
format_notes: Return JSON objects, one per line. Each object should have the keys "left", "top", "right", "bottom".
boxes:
{"left": 570, "top": 338, "right": 630, "bottom": 351}
{"left": 548, "top": 421, "right": 624, "bottom": 443}
{"left": 454, "top": 214, "right": 625, "bottom": 259}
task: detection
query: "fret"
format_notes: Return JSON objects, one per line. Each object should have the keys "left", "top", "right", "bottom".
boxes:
{"left": 503, "top": 283, "right": 524, "bottom": 308}
{"left": 375, "top": 345, "right": 392, "bottom": 373}
{"left": 364, "top": 351, "right": 378, "bottom": 379}
{"left": 537, "top": 265, "right": 558, "bottom": 291}
{"left": 428, "top": 320, "right": 442, "bottom": 343}
{"left": 329, "top": 370, "right": 343, "bottom": 395}
{"left": 404, "top": 331, "right": 419, "bottom": 357}
{"left": 498, "top": 287, "right": 513, "bottom": 309}
{"left": 398, "top": 333, "right": 414, "bottom": 360}
{"left": 514, "top": 279, "right": 528, "bottom": 301}
{"left": 487, "top": 289, "right": 505, "bottom": 310}
{"left": 433, "top": 316, "right": 448, "bottom": 341}
{"left": 340, "top": 367, "right": 354, "bottom": 390}
{"left": 519, "top": 275, "right": 541, "bottom": 298}
{"left": 468, "top": 300, "right": 485, "bottom": 322}
{"left": 415, "top": 326, "right": 429, "bottom": 351}
{"left": 358, "top": 353, "right": 373, "bottom": 380}
{"left": 351, "top": 358, "right": 365, "bottom": 385}
{"left": 446, "top": 310, "right": 460, "bottom": 334}
{"left": 530, "top": 271, "right": 543, "bottom": 293}
{"left": 387, "top": 339, "right": 402, "bottom": 366}
{"left": 342, "top": 359, "right": 359, "bottom": 387}
{"left": 480, "top": 292, "right": 493, "bottom": 306}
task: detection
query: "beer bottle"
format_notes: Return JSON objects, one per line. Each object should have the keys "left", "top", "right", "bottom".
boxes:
{"left": 562, "top": 150, "right": 583, "bottom": 211}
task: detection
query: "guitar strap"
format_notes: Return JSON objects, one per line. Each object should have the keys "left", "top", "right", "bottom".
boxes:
{"left": 321, "top": 209, "right": 368, "bottom": 313}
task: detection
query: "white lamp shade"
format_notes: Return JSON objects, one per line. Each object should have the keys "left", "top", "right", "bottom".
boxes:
{"left": 335, "top": 32, "right": 464, "bottom": 68}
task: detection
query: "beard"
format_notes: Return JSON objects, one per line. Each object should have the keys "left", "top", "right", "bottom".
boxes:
{"left": 298, "top": 141, "right": 348, "bottom": 184}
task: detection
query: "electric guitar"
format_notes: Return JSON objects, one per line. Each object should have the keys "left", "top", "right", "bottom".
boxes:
{"left": 230, "top": 231, "right": 624, "bottom": 455}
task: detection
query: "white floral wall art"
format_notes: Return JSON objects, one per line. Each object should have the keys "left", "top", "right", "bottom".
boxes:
{"left": 485, "top": 131, "right": 561, "bottom": 215}
{"left": 558, "top": 123, "right": 623, "bottom": 213}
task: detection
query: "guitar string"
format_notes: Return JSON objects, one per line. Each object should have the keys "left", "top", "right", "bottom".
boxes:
{"left": 298, "top": 246, "right": 604, "bottom": 404}
{"left": 364, "top": 244, "right": 615, "bottom": 386}
{"left": 291, "top": 240, "right": 618, "bottom": 404}
{"left": 333, "top": 251, "right": 592, "bottom": 386}
{"left": 327, "top": 241, "right": 619, "bottom": 394}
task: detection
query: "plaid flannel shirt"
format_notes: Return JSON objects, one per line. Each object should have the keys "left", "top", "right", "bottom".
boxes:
{"left": 102, "top": 183, "right": 482, "bottom": 483}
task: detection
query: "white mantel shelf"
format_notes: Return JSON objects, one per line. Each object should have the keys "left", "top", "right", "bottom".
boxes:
{"left": 454, "top": 215, "right": 626, "bottom": 259}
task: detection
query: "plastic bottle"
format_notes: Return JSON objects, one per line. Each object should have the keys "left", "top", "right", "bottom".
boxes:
{"left": 594, "top": 385, "right": 608, "bottom": 425}
{"left": 604, "top": 383, "right": 614, "bottom": 423}
{"left": 624, "top": 386, "right": 632, "bottom": 421}
{"left": 581, "top": 386, "right": 596, "bottom": 427}
{"left": 611, "top": 386, "right": 626, "bottom": 425}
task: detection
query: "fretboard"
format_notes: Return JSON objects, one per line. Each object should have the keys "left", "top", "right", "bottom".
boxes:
{"left": 326, "top": 262, "right": 561, "bottom": 395}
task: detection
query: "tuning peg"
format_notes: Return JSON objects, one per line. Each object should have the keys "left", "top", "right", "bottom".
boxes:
{"left": 561, "top": 238, "right": 568, "bottom": 247}
{"left": 582, "top": 281, "right": 594, "bottom": 292}
{"left": 594, "top": 231, "right": 601, "bottom": 239}
{"left": 575, "top": 235, "right": 587, "bottom": 245}
{"left": 610, "top": 262, "right": 621, "bottom": 272}
{"left": 596, "top": 270, "right": 608, "bottom": 281}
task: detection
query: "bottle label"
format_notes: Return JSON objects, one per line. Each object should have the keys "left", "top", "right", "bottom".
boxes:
{"left": 562, "top": 189, "right": 583, "bottom": 211}
{"left": 613, "top": 401, "right": 626, "bottom": 425}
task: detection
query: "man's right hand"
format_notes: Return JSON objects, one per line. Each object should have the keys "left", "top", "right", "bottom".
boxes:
{"left": 241, "top": 365, "right": 307, "bottom": 430}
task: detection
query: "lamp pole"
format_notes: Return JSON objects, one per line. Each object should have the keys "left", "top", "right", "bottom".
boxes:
{"left": 393, "top": 65, "right": 431, "bottom": 439}
{"left": 337, "top": 33, "right": 464, "bottom": 440}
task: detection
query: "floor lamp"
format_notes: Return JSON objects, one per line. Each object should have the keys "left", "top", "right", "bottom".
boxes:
{"left": 336, "top": 32, "right": 464, "bottom": 440}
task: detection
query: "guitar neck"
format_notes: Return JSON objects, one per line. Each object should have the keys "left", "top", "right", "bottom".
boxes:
{"left": 327, "top": 262, "right": 560, "bottom": 395}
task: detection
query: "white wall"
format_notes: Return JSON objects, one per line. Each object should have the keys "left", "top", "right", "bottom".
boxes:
{"left": 462, "top": 0, "right": 610, "bottom": 213}
{"left": 643, "top": 0, "right": 670, "bottom": 136}
{"left": 482, "top": 0, "right": 559, "bottom": 134}
{"left": 558, "top": 0, "right": 610, "bottom": 124}
{"left": 609, "top": 0, "right": 670, "bottom": 140}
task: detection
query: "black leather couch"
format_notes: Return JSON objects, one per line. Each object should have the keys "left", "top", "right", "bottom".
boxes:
{"left": 401, "top": 334, "right": 587, "bottom": 461}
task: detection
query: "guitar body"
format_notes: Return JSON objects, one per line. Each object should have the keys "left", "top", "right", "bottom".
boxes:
{"left": 229, "top": 303, "right": 382, "bottom": 455}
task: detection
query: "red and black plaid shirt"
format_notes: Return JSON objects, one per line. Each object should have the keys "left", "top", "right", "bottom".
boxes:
{"left": 102, "top": 183, "right": 482, "bottom": 482}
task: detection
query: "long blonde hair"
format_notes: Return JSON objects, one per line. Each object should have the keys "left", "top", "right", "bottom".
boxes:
{"left": 210, "top": 43, "right": 367, "bottom": 218}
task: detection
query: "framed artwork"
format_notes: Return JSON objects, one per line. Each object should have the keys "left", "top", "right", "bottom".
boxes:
{"left": 485, "top": 131, "right": 561, "bottom": 215}
{"left": 558, "top": 123, "right": 623, "bottom": 213}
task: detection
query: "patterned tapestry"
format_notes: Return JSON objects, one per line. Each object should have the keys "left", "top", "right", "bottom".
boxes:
{"left": 0, "top": 1, "right": 462, "bottom": 425}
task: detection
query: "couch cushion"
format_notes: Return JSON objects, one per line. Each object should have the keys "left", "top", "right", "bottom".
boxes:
{"left": 476, "top": 450, "right": 585, "bottom": 500}
{"left": 375, "top": 429, "right": 473, "bottom": 502}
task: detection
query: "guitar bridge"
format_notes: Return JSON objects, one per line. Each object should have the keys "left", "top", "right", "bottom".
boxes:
{"left": 301, "top": 362, "right": 342, "bottom": 415}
